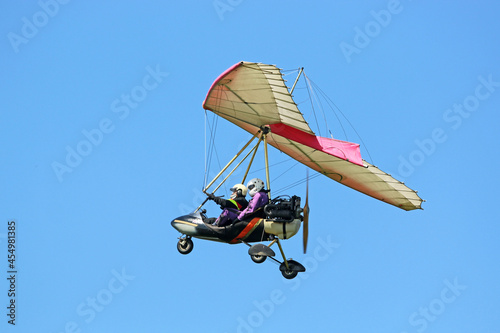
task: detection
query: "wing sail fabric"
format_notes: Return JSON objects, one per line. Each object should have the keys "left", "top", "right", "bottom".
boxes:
{"left": 203, "top": 61, "right": 423, "bottom": 211}
{"left": 203, "top": 62, "right": 313, "bottom": 134}
{"left": 268, "top": 123, "right": 422, "bottom": 210}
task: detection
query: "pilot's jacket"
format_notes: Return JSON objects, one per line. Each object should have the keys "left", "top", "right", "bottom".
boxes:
{"left": 215, "top": 196, "right": 248, "bottom": 227}
{"left": 237, "top": 191, "right": 269, "bottom": 221}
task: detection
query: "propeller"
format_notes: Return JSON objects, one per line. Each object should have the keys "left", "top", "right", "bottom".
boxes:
{"left": 303, "top": 171, "right": 310, "bottom": 254}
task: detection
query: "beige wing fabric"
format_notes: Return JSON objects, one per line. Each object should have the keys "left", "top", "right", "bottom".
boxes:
{"left": 203, "top": 62, "right": 313, "bottom": 135}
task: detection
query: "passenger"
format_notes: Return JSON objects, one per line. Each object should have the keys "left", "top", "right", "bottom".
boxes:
{"left": 206, "top": 184, "right": 248, "bottom": 226}
{"left": 234, "top": 178, "right": 269, "bottom": 222}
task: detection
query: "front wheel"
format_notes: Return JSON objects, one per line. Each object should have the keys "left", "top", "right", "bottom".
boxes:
{"left": 177, "top": 238, "right": 194, "bottom": 255}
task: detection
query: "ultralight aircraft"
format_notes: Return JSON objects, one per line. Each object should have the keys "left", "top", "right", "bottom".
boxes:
{"left": 171, "top": 62, "right": 423, "bottom": 279}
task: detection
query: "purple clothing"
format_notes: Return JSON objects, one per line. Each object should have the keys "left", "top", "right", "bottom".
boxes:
{"left": 237, "top": 191, "right": 269, "bottom": 220}
{"left": 215, "top": 208, "right": 240, "bottom": 227}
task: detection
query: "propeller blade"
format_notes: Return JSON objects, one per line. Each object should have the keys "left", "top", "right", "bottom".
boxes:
{"left": 303, "top": 171, "right": 310, "bottom": 254}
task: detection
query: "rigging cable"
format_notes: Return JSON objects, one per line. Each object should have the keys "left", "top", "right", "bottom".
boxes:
{"left": 204, "top": 110, "right": 207, "bottom": 187}
{"left": 204, "top": 107, "right": 224, "bottom": 192}
{"left": 304, "top": 73, "right": 331, "bottom": 138}
{"left": 308, "top": 77, "right": 374, "bottom": 165}
{"left": 273, "top": 172, "right": 322, "bottom": 195}
{"left": 303, "top": 72, "right": 322, "bottom": 138}
{"left": 204, "top": 110, "right": 215, "bottom": 187}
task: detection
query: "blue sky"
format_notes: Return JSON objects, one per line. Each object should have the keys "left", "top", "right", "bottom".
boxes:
{"left": 1, "top": 1, "right": 499, "bottom": 332}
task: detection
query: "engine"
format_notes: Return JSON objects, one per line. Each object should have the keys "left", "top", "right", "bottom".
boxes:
{"left": 264, "top": 195, "right": 302, "bottom": 223}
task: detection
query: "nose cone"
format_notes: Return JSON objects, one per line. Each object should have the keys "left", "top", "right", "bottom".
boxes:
{"left": 171, "top": 219, "right": 191, "bottom": 234}
{"left": 170, "top": 219, "right": 182, "bottom": 232}
{"left": 171, "top": 213, "right": 200, "bottom": 235}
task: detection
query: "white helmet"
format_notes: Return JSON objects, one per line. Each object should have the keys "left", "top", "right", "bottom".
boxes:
{"left": 247, "top": 178, "right": 265, "bottom": 197}
{"left": 230, "top": 184, "right": 247, "bottom": 198}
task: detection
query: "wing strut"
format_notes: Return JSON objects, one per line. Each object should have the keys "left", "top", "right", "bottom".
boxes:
{"left": 241, "top": 133, "right": 264, "bottom": 185}
{"left": 201, "top": 131, "right": 259, "bottom": 194}
{"left": 289, "top": 67, "right": 304, "bottom": 95}
{"left": 196, "top": 128, "right": 273, "bottom": 212}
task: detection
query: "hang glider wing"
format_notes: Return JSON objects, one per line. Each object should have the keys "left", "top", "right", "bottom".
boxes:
{"left": 203, "top": 61, "right": 423, "bottom": 211}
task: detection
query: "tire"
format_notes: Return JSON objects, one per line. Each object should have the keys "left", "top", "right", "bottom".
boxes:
{"left": 177, "top": 238, "right": 194, "bottom": 255}
{"left": 281, "top": 269, "right": 298, "bottom": 279}
{"left": 251, "top": 254, "right": 267, "bottom": 264}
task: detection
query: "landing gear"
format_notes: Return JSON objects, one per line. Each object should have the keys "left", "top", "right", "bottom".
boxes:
{"left": 248, "top": 243, "right": 275, "bottom": 264}
{"left": 279, "top": 260, "right": 305, "bottom": 279}
{"left": 246, "top": 239, "right": 305, "bottom": 279}
{"left": 177, "top": 236, "right": 193, "bottom": 255}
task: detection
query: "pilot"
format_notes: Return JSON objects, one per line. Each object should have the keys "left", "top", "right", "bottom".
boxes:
{"left": 207, "top": 184, "right": 249, "bottom": 226}
{"left": 234, "top": 178, "right": 269, "bottom": 222}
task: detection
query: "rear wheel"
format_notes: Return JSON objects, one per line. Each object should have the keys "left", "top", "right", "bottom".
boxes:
{"left": 281, "top": 269, "right": 298, "bottom": 279}
{"left": 177, "top": 238, "right": 193, "bottom": 255}
{"left": 279, "top": 260, "right": 304, "bottom": 279}
{"left": 250, "top": 254, "right": 267, "bottom": 264}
